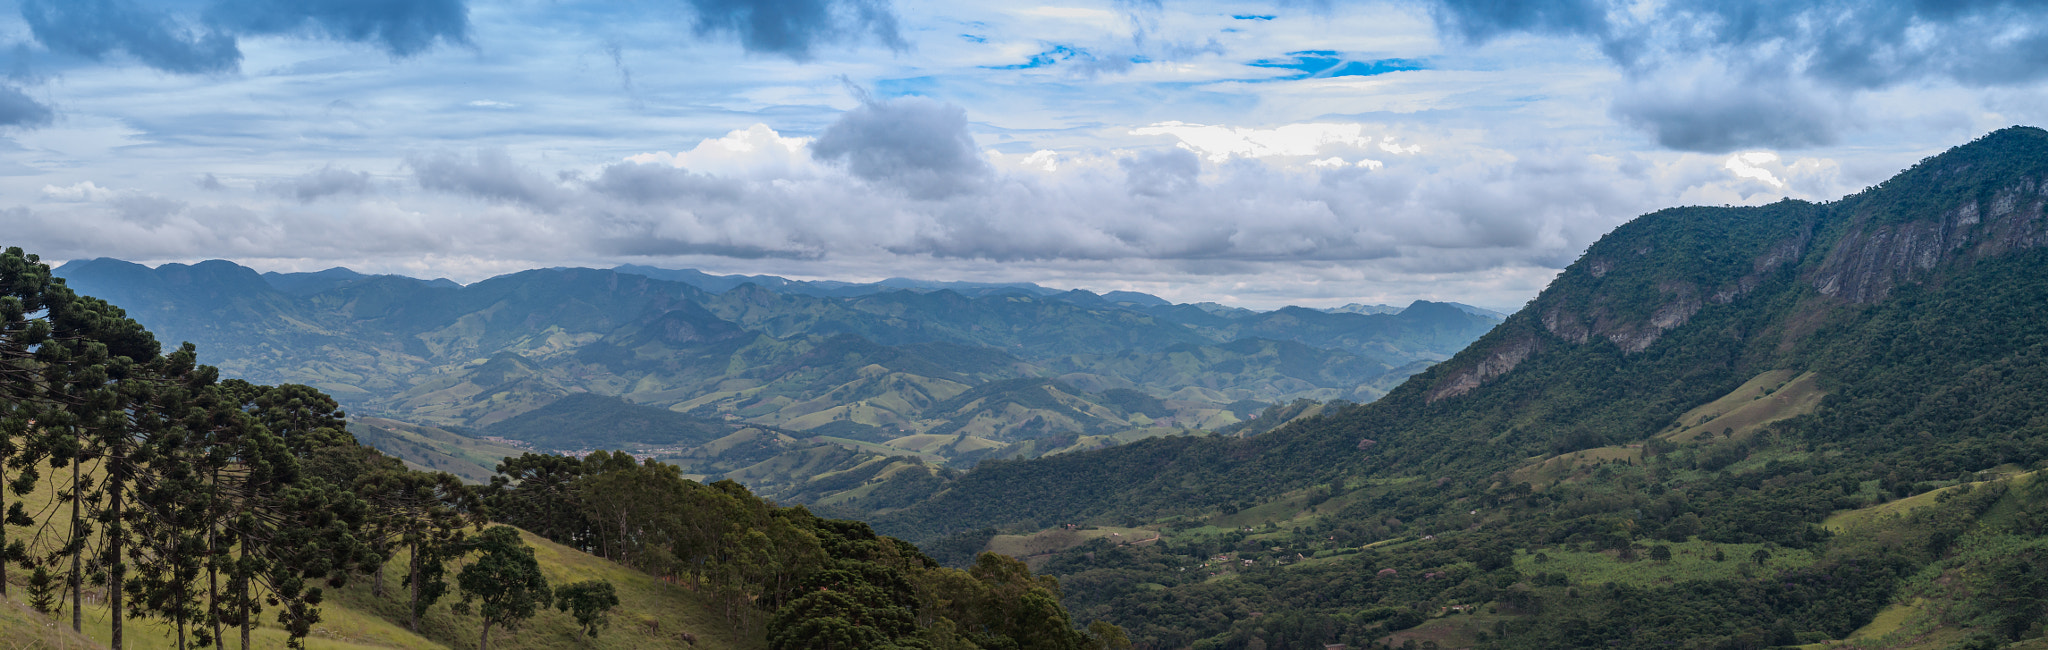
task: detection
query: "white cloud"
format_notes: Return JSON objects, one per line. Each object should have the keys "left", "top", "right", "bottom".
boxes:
{"left": 1724, "top": 151, "right": 1787, "bottom": 188}
{"left": 1130, "top": 122, "right": 1385, "bottom": 162}
{"left": 627, "top": 125, "right": 819, "bottom": 180}
{"left": 41, "top": 182, "right": 116, "bottom": 202}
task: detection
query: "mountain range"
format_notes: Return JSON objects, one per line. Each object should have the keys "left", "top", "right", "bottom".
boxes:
{"left": 51, "top": 256, "right": 1500, "bottom": 499}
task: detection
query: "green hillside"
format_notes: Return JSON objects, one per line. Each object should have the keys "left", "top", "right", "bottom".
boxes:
{"left": 852, "top": 126, "right": 2048, "bottom": 649}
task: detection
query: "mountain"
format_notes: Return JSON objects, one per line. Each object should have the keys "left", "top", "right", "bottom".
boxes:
{"left": 611, "top": 263, "right": 1064, "bottom": 299}
{"left": 853, "top": 126, "right": 2048, "bottom": 648}
{"left": 50, "top": 255, "right": 1501, "bottom": 506}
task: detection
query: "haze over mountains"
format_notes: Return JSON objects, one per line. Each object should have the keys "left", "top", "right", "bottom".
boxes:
{"left": 50, "top": 257, "right": 1501, "bottom": 495}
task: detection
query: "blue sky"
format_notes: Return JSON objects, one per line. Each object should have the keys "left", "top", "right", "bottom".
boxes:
{"left": 3, "top": 0, "right": 2047, "bottom": 309}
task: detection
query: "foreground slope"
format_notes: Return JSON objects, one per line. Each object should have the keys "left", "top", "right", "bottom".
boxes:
{"left": 868, "top": 126, "right": 2048, "bottom": 648}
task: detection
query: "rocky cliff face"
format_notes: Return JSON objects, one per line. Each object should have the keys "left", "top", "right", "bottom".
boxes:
{"left": 1426, "top": 126, "right": 2048, "bottom": 403}
{"left": 1813, "top": 177, "right": 2048, "bottom": 303}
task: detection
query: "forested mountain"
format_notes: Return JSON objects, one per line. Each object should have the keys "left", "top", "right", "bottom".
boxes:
{"left": 850, "top": 126, "right": 2048, "bottom": 649}
{"left": 49, "top": 256, "right": 1497, "bottom": 499}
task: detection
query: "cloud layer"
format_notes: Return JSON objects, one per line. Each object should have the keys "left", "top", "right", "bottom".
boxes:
{"left": 0, "top": 0, "right": 2037, "bottom": 309}
{"left": 1428, "top": 0, "right": 2048, "bottom": 151}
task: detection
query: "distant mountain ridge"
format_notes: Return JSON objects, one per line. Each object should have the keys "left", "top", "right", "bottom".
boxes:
{"left": 51, "top": 255, "right": 1502, "bottom": 492}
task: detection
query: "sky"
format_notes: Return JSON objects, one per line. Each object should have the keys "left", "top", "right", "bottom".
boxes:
{"left": 2, "top": 0, "right": 2047, "bottom": 310}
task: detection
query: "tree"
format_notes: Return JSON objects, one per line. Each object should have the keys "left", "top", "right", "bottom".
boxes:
{"left": 553, "top": 580, "right": 621, "bottom": 638}
{"left": 1648, "top": 545, "right": 1672, "bottom": 563}
{"left": 455, "top": 526, "right": 550, "bottom": 650}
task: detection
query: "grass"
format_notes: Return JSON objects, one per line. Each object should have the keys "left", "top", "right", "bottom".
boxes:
{"left": 986, "top": 526, "right": 1158, "bottom": 562}
{"left": 1657, "top": 370, "right": 1824, "bottom": 444}
{"left": 1514, "top": 540, "right": 1818, "bottom": 587}
{"left": 326, "top": 528, "right": 761, "bottom": 650}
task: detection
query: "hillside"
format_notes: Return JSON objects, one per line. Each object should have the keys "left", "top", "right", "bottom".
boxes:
{"left": 854, "top": 126, "right": 2048, "bottom": 648}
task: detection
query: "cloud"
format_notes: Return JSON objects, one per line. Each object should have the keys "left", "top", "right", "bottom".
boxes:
{"left": 684, "top": 0, "right": 906, "bottom": 60}
{"left": 203, "top": 0, "right": 471, "bottom": 57}
{"left": 1723, "top": 152, "right": 1784, "bottom": 188}
{"left": 281, "top": 166, "right": 373, "bottom": 202}
{"left": 409, "top": 150, "right": 568, "bottom": 210}
{"left": 19, "top": 0, "right": 466, "bottom": 78}
{"left": 0, "top": 85, "right": 53, "bottom": 129}
{"left": 1426, "top": 0, "right": 2048, "bottom": 151}
{"left": 586, "top": 163, "right": 742, "bottom": 204}
{"left": 811, "top": 96, "right": 989, "bottom": 199}
{"left": 1610, "top": 68, "right": 1846, "bottom": 151}
{"left": 627, "top": 124, "right": 816, "bottom": 181}
{"left": 1130, "top": 122, "right": 1419, "bottom": 162}
{"left": 1427, "top": 0, "right": 1606, "bottom": 44}
{"left": 1120, "top": 148, "right": 1199, "bottom": 196}
{"left": 22, "top": 0, "right": 242, "bottom": 74}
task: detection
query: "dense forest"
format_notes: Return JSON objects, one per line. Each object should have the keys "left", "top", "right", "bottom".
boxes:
{"left": 0, "top": 245, "right": 1124, "bottom": 650}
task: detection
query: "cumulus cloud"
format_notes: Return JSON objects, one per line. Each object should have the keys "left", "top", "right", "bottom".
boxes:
{"left": 811, "top": 96, "right": 990, "bottom": 199}
{"left": 684, "top": 0, "right": 905, "bottom": 60}
{"left": 1426, "top": 0, "right": 2048, "bottom": 151}
{"left": 1120, "top": 148, "right": 1200, "bottom": 196}
{"left": 408, "top": 150, "right": 568, "bottom": 211}
{"left": 280, "top": 166, "right": 374, "bottom": 202}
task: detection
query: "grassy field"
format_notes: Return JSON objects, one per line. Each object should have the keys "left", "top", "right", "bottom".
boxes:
{"left": 1656, "top": 370, "right": 1824, "bottom": 444}
{"left": 987, "top": 526, "right": 1158, "bottom": 562}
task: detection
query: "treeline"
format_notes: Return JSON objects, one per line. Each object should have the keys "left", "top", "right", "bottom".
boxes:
{"left": 486, "top": 449, "right": 1132, "bottom": 649}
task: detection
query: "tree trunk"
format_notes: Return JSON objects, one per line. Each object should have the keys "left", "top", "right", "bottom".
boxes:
{"left": 239, "top": 542, "right": 251, "bottom": 650}
{"left": 372, "top": 559, "right": 384, "bottom": 598}
{"left": 478, "top": 618, "right": 493, "bottom": 650}
{"left": 408, "top": 538, "right": 422, "bottom": 632}
{"left": 69, "top": 456, "right": 81, "bottom": 634}
{"left": 109, "top": 460, "right": 123, "bottom": 650}
{"left": 210, "top": 466, "right": 224, "bottom": 650}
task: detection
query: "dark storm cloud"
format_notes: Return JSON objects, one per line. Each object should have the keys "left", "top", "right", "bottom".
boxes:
{"left": 1426, "top": 0, "right": 2048, "bottom": 151}
{"left": 20, "top": 0, "right": 466, "bottom": 77}
{"left": 21, "top": 0, "right": 242, "bottom": 74}
{"left": 811, "top": 96, "right": 989, "bottom": 199}
{"left": 0, "top": 85, "right": 54, "bottom": 129}
{"left": 203, "top": 0, "right": 472, "bottom": 57}
{"left": 684, "top": 0, "right": 906, "bottom": 60}
{"left": 1427, "top": 0, "right": 1605, "bottom": 43}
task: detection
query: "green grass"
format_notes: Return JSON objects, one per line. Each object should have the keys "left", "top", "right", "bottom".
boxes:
{"left": 326, "top": 529, "right": 761, "bottom": 650}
